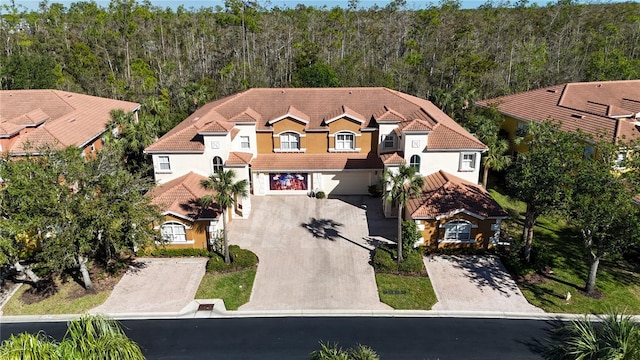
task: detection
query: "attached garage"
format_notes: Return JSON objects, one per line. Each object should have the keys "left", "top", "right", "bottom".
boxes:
{"left": 321, "top": 171, "right": 376, "bottom": 195}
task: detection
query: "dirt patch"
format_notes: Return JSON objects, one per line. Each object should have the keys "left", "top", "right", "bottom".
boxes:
{"left": 18, "top": 263, "right": 125, "bottom": 305}
{"left": 520, "top": 272, "right": 548, "bottom": 285}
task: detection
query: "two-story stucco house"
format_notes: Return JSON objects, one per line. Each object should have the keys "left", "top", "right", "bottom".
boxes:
{"left": 145, "top": 87, "right": 506, "bottom": 250}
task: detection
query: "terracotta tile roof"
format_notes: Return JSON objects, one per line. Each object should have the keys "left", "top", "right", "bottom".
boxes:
{"left": 380, "top": 152, "right": 406, "bottom": 164}
{"left": 226, "top": 151, "right": 253, "bottom": 165}
{"left": 147, "top": 88, "right": 483, "bottom": 152}
{"left": 400, "top": 119, "right": 433, "bottom": 132}
{"left": 374, "top": 106, "right": 406, "bottom": 122}
{"left": 427, "top": 123, "right": 487, "bottom": 150}
{"left": 251, "top": 153, "right": 383, "bottom": 171}
{"left": 0, "top": 90, "right": 139, "bottom": 153}
{"left": 147, "top": 171, "right": 220, "bottom": 220}
{"left": 476, "top": 80, "right": 640, "bottom": 143}
{"left": 0, "top": 121, "right": 23, "bottom": 136}
{"left": 230, "top": 128, "right": 240, "bottom": 140}
{"left": 229, "top": 107, "right": 261, "bottom": 123}
{"left": 406, "top": 170, "right": 507, "bottom": 219}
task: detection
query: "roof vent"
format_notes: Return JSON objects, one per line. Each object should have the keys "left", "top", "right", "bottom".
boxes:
{"left": 191, "top": 116, "right": 200, "bottom": 122}
{"left": 546, "top": 89, "right": 558, "bottom": 93}
{"left": 67, "top": 118, "right": 76, "bottom": 123}
{"left": 571, "top": 114, "right": 584, "bottom": 119}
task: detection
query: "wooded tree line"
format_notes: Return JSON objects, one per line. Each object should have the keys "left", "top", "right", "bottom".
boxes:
{"left": 1, "top": 0, "right": 638, "bottom": 132}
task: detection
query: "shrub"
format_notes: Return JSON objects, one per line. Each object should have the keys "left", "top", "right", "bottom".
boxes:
{"left": 139, "top": 248, "right": 210, "bottom": 258}
{"left": 373, "top": 244, "right": 425, "bottom": 274}
{"left": 315, "top": 191, "right": 326, "bottom": 199}
{"left": 308, "top": 341, "right": 379, "bottom": 360}
{"left": 545, "top": 311, "right": 640, "bottom": 360}
{"left": 402, "top": 220, "right": 421, "bottom": 255}
{"left": 372, "top": 246, "right": 397, "bottom": 272}
{"left": 398, "top": 250, "right": 425, "bottom": 273}
{"left": 206, "top": 246, "right": 258, "bottom": 272}
{"left": 229, "top": 245, "right": 259, "bottom": 268}
{"left": 368, "top": 184, "right": 382, "bottom": 197}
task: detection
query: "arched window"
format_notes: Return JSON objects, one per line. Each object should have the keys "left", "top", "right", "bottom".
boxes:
{"left": 212, "top": 156, "right": 224, "bottom": 172}
{"left": 335, "top": 132, "right": 355, "bottom": 150}
{"left": 410, "top": 155, "right": 421, "bottom": 172}
{"left": 280, "top": 132, "right": 300, "bottom": 150}
{"left": 442, "top": 219, "right": 473, "bottom": 241}
{"left": 161, "top": 222, "right": 187, "bottom": 243}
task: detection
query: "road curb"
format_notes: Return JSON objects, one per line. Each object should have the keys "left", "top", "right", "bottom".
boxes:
{"left": 1, "top": 299, "right": 626, "bottom": 323}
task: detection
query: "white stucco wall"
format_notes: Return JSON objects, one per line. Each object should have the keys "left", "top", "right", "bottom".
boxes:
{"left": 229, "top": 124, "right": 257, "bottom": 156}
{"left": 421, "top": 151, "right": 483, "bottom": 184}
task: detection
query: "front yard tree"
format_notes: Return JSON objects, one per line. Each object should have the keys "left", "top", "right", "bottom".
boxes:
{"left": 0, "top": 145, "right": 159, "bottom": 291}
{"left": 506, "top": 121, "right": 583, "bottom": 262}
{"left": 383, "top": 165, "right": 424, "bottom": 263}
{"left": 568, "top": 139, "right": 640, "bottom": 295}
{"left": 200, "top": 169, "right": 248, "bottom": 264}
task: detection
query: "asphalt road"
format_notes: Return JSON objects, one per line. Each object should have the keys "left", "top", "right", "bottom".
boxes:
{"left": 1, "top": 317, "right": 558, "bottom": 359}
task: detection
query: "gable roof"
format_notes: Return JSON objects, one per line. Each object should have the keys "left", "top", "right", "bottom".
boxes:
{"left": 406, "top": 170, "right": 507, "bottom": 219}
{"left": 476, "top": 80, "right": 640, "bottom": 143}
{"left": 146, "top": 88, "right": 485, "bottom": 153}
{"left": 0, "top": 90, "right": 139, "bottom": 154}
{"left": 147, "top": 171, "right": 220, "bottom": 221}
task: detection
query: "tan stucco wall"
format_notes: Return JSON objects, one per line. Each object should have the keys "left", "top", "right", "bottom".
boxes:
{"left": 328, "top": 118, "right": 362, "bottom": 134}
{"left": 256, "top": 132, "right": 273, "bottom": 154}
{"left": 305, "top": 133, "right": 329, "bottom": 153}
{"left": 416, "top": 212, "right": 496, "bottom": 251}
{"left": 272, "top": 118, "right": 306, "bottom": 134}
{"left": 159, "top": 214, "right": 209, "bottom": 249}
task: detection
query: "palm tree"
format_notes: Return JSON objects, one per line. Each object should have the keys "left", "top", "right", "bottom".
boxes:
{"left": 382, "top": 165, "right": 424, "bottom": 263}
{"left": 200, "top": 169, "right": 249, "bottom": 264}
{"left": 482, "top": 138, "right": 512, "bottom": 188}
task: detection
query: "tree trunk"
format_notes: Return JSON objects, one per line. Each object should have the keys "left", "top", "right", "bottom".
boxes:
{"left": 13, "top": 261, "right": 40, "bottom": 284}
{"left": 585, "top": 253, "right": 600, "bottom": 295}
{"left": 482, "top": 163, "right": 490, "bottom": 188}
{"left": 522, "top": 204, "right": 537, "bottom": 262}
{"left": 78, "top": 255, "right": 94, "bottom": 291}
{"left": 397, "top": 201, "right": 403, "bottom": 263}
{"left": 222, "top": 209, "right": 230, "bottom": 264}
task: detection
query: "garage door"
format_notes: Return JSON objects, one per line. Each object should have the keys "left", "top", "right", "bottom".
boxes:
{"left": 321, "top": 172, "right": 372, "bottom": 195}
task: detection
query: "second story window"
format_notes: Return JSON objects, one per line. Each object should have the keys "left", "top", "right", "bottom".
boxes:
{"left": 459, "top": 153, "right": 476, "bottom": 171}
{"left": 383, "top": 134, "right": 396, "bottom": 149}
{"left": 240, "top": 136, "right": 250, "bottom": 149}
{"left": 410, "top": 155, "right": 421, "bottom": 172}
{"left": 158, "top": 156, "right": 171, "bottom": 171}
{"left": 213, "top": 156, "right": 224, "bottom": 172}
{"left": 336, "top": 132, "right": 355, "bottom": 150}
{"left": 280, "top": 132, "right": 300, "bottom": 150}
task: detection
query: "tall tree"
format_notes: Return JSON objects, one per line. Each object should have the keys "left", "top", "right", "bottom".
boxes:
{"left": 200, "top": 169, "right": 248, "bottom": 264}
{"left": 568, "top": 139, "right": 640, "bottom": 295}
{"left": 382, "top": 165, "right": 424, "bottom": 263}
{"left": 506, "top": 121, "right": 583, "bottom": 262}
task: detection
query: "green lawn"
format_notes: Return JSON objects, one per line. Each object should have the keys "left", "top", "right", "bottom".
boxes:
{"left": 489, "top": 188, "right": 640, "bottom": 314}
{"left": 195, "top": 268, "right": 256, "bottom": 310}
{"left": 375, "top": 273, "right": 437, "bottom": 310}
{"left": 2, "top": 282, "right": 111, "bottom": 316}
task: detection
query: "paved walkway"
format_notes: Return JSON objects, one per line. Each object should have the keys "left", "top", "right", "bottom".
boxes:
{"left": 231, "top": 195, "right": 394, "bottom": 311}
{"left": 90, "top": 257, "right": 207, "bottom": 314}
{"left": 424, "top": 255, "right": 544, "bottom": 313}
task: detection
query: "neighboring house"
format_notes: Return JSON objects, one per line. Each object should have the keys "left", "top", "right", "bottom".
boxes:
{"left": 476, "top": 80, "right": 640, "bottom": 158}
{"left": 145, "top": 87, "right": 504, "bottom": 249}
{"left": 0, "top": 89, "right": 140, "bottom": 156}
{"left": 406, "top": 171, "right": 508, "bottom": 250}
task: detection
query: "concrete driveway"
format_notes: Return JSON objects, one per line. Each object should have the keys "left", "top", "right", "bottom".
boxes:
{"left": 231, "top": 195, "right": 394, "bottom": 311}
{"left": 90, "top": 257, "right": 207, "bottom": 314}
{"left": 424, "top": 255, "right": 544, "bottom": 313}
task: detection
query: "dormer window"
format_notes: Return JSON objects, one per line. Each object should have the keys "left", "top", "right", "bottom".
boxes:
{"left": 383, "top": 134, "right": 396, "bottom": 149}
{"left": 280, "top": 132, "right": 300, "bottom": 150}
{"left": 336, "top": 132, "right": 355, "bottom": 150}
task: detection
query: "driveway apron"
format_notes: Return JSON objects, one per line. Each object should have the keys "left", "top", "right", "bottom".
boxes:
{"left": 424, "top": 255, "right": 544, "bottom": 313}
{"left": 231, "top": 196, "right": 393, "bottom": 311}
{"left": 90, "top": 257, "right": 207, "bottom": 314}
